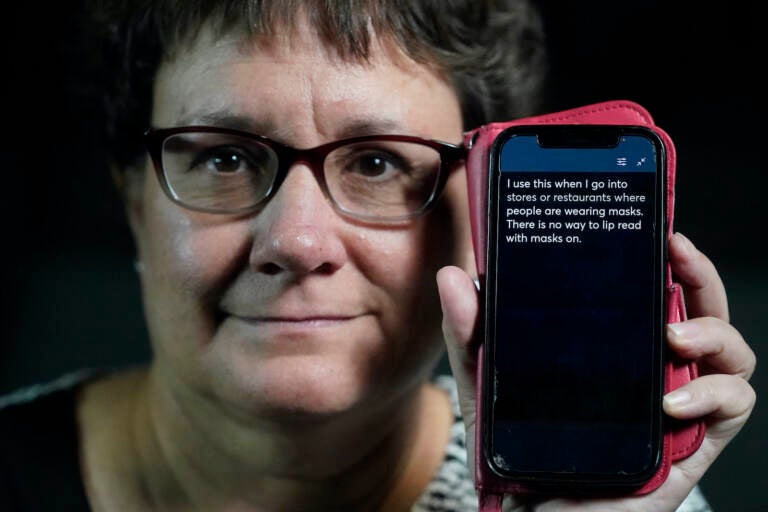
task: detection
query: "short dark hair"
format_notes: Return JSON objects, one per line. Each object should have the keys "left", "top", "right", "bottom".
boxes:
{"left": 87, "top": 0, "right": 548, "bottom": 170}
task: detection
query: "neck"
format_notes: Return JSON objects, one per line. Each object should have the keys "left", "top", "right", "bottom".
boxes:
{"left": 130, "top": 366, "right": 451, "bottom": 512}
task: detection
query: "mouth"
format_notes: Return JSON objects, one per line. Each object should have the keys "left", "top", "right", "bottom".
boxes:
{"left": 224, "top": 313, "right": 366, "bottom": 344}
{"left": 236, "top": 315, "right": 359, "bottom": 328}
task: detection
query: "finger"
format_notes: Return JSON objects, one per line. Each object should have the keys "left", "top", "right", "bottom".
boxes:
{"left": 663, "top": 374, "right": 756, "bottom": 439}
{"left": 436, "top": 265, "right": 480, "bottom": 356}
{"left": 667, "top": 317, "right": 756, "bottom": 379}
{"left": 668, "top": 232, "right": 729, "bottom": 322}
{"left": 436, "top": 265, "right": 480, "bottom": 418}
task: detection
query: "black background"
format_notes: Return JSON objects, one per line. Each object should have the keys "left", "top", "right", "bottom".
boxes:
{"left": 2, "top": 2, "right": 765, "bottom": 510}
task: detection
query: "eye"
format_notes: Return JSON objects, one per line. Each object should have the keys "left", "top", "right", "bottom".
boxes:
{"left": 345, "top": 151, "right": 410, "bottom": 180}
{"left": 189, "top": 145, "right": 263, "bottom": 174}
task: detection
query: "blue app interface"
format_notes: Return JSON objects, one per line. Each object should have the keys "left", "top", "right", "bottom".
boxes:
{"left": 490, "top": 133, "right": 662, "bottom": 476}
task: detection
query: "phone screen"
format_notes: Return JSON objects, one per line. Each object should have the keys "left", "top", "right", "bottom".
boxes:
{"left": 484, "top": 125, "right": 665, "bottom": 486}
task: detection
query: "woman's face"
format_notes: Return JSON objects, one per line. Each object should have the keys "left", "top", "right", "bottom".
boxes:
{"left": 130, "top": 21, "right": 473, "bottom": 417}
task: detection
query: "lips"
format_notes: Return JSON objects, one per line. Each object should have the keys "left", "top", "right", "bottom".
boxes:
{"left": 223, "top": 313, "right": 366, "bottom": 343}
{"left": 236, "top": 315, "right": 359, "bottom": 327}
{"left": 227, "top": 311, "right": 367, "bottom": 332}
{"left": 218, "top": 282, "right": 375, "bottom": 337}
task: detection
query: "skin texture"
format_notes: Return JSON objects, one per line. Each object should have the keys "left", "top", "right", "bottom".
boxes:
{"left": 134, "top": 24, "right": 473, "bottom": 421}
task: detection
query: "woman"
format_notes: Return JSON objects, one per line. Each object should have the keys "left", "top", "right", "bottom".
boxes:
{"left": 0, "top": 1, "right": 755, "bottom": 510}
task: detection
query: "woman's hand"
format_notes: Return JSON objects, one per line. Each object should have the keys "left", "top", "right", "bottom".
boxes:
{"left": 436, "top": 232, "right": 756, "bottom": 511}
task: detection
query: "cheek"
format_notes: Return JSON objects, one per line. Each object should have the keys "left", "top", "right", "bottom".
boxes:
{"left": 350, "top": 227, "right": 434, "bottom": 302}
{"left": 350, "top": 171, "right": 472, "bottom": 331}
{"left": 150, "top": 219, "right": 249, "bottom": 296}
{"left": 141, "top": 170, "right": 249, "bottom": 286}
{"left": 138, "top": 184, "right": 252, "bottom": 353}
{"left": 348, "top": 227, "right": 445, "bottom": 386}
{"left": 349, "top": 222, "right": 454, "bottom": 347}
{"left": 353, "top": 171, "right": 471, "bottom": 286}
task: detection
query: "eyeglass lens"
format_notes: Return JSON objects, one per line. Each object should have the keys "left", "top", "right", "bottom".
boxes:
{"left": 159, "top": 132, "right": 444, "bottom": 219}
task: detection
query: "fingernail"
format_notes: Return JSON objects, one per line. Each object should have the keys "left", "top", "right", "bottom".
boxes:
{"left": 667, "top": 322, "right": 685, "bottom": 336}
{"left": 667, "top": 322, "right": 686, "bottom": 337}
{"left": 667, "top": 322, "right": 699, "bottom": 342}
{"left": 673, "top": 232, "right": 695, "bottom": 255}
{"left": 664, "top": 389, "right": 692, "bottom": 408}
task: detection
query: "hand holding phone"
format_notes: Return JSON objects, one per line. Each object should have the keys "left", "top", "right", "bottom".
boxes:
{"left": 446, "top": 99, "right": 730, "bottom": 511}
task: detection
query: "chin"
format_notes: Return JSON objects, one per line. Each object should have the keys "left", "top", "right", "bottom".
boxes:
{"left": 204, "top": 349, "right": 382, "bottom": 419}
{"left": 186, "top": 315, "right": 433, "bottom": 420}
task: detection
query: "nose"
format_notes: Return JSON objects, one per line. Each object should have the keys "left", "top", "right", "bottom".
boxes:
{"left": 249, "top": 164, "right": 347, "bottom": 277}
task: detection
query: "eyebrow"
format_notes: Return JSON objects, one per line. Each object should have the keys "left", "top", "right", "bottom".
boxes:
{"left": 174, "top": 110, "right": 413, "bottom": 142}
{"left": 334, "top": 118, "right": 409, "bottom": 139}
{"left": 175, "top": 110, "right": 278, "bottom": 134}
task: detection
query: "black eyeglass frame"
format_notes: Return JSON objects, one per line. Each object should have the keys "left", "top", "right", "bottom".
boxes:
{"left": 144, "top": 126, "right": 467, "bottom": 222}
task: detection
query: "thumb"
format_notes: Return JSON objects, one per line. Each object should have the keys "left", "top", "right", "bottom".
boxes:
{"left": 436, "top": 265, "right": 480, "bottom": 427}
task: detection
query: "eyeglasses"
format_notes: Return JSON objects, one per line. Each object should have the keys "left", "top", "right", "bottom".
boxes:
{"left": 144, "top": 126, "right": 466, "bottom": 223}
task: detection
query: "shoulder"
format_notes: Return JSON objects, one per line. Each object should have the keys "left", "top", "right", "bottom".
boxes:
{"left": 0, "top": 369, "right": 101, "bottom": 511}
{"left": 0, "top": 369, "right": 96, "bottom": 436}
{"left": 0, "top": 368, "right": 95, "bottom": 410}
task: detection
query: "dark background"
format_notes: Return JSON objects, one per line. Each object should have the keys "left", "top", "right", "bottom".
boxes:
{"left": 2, "top": 2, "right": 764, "bottom": 510}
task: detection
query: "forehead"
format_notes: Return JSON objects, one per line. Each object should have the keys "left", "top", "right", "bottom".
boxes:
{"left": 150, "top": 19, "right": 463, "bottom": 145}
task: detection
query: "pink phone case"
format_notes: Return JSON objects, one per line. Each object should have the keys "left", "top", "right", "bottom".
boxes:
{"left": 463, "top": 100, "right": 705, "bottom": 509}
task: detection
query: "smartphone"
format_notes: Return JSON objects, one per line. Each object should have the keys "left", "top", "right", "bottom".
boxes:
{"left": 482, "top": 124, "right": 666, "bottom": 490}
